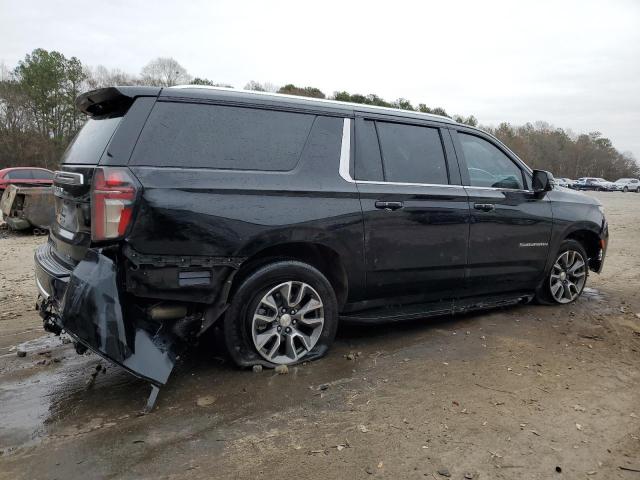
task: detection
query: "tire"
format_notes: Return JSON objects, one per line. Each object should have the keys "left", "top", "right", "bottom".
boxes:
{"left": 623, "top": 186, "right": 628, "bottom": 193}
{"left": 536, "top": 239, "right": 588, "bottom": 305}
{"left": 223, "top": 260, "right": 338, "bottom": 368}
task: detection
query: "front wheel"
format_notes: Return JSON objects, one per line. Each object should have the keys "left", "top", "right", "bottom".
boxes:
{"left": 537, "top": 240, "right": 588, "bottom": 304}
{"left": 223, "top": 260, "right": 338, "bottom": 368}
{"left": 623, "top": 186, "right": 628, "bottom": 193}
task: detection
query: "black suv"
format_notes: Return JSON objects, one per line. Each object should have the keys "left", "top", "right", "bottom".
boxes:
{"left": 35, "top": 86, "right": 608, "bottom": 401}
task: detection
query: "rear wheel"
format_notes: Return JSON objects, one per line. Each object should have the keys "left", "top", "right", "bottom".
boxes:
{"left": 223, "top": 260, "right": 338, "bottom": 368}
{"left": 537, "top": 240, "right": 588, "bottom": 304}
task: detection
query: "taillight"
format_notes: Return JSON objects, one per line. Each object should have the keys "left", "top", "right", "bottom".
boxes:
{"left": 91, "top": 167, "right": 140, "bottom": 241}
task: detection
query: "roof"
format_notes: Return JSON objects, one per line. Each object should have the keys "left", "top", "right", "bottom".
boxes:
{"left": 166, "top": 85, "right": 457, "bottom": 125}
{"left": 0, "top": 167, "right": 53, "bottom": 173}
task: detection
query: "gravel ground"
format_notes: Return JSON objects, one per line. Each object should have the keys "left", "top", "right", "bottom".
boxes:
{"left": 0, "top": 191, "right": 639, "bottom": 479}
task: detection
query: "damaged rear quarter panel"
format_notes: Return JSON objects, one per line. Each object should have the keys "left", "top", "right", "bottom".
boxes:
{"left": 125, "top": 164, "right": 365, "bottom": 300}
{"left": 122, "top": 244, "right": 243, "bottom": 303}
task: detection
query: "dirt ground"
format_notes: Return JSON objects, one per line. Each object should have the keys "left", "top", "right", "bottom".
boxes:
{"left": 0, "top": 192, "right": 639, "bottom": 479}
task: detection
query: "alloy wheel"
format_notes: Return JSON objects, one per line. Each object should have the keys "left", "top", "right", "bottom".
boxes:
{"left": 549, "top": 250, "right": 587, "bottom": 304}
{"left": 251, "top": 281, "right": 324, "bottom": 364}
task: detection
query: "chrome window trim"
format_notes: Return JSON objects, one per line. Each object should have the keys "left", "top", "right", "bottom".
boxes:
{"left": 338, "top": 118, "right": 352, "bottom": 182}
{"left": 338, "top": 118, "right": 465, "bottom": 190}
{"left": 357, "top": 180, "right": 466, "bottom": 189}
{"left": 464, "top": 185, "right": 535, "bottom": 194}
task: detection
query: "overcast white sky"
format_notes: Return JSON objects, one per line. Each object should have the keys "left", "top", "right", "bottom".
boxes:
{"left": 1, "top": 0, "right": 639, "bottom": 159}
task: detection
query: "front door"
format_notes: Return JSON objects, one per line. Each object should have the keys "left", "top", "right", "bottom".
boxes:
{"left": 352, "top": 116, "right": 470, "bottom": 304}
{"left": 451, "top": 129, "right": 553, "bottom": 296}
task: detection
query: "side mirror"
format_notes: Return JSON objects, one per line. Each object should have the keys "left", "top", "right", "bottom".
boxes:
{"left": 532, "top": 170, "right": 554, "bottom": 194}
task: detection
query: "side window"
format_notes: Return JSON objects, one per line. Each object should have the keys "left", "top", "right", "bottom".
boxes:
{"left": 458, "top": 133, "right": 524, "bottom": 190}
{"left": 7, "top": 170, "right": 33, "bottom": 179}
{"left": 354, "top": 119, "right": 383, "bottom": 181}
{"left": 31, "top": 170, "right": 53, "bottom": 180}
{"left": 131, "top": 102, "right": 315, "bottom": 170}
{"left": 376, "top": 122, "right": 448, "bottom": 184}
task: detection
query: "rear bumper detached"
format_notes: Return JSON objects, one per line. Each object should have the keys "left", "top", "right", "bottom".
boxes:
{"left": 34, "top": 244, "right": 176, "bottom": 386}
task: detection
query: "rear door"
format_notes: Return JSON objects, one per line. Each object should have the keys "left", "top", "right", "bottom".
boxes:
{"left": 451, "top": 128, "right": 552, "bottom": 296}
{"left": 353, "top": 115, "right": 469, "bottom": 304}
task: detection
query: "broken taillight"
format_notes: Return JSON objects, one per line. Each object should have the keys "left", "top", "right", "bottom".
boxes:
{"left": 91, "top": 167, "right": 140, "bottom": 242}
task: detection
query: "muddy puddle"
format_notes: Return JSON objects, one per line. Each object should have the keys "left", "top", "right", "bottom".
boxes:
{"left": 0, "top": 311, "right": 470, "bottom": 455}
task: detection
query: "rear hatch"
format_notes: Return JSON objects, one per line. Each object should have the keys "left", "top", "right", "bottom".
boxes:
{"left": 52, "top": 148, "right": 108, "bottom": 267}
{"left": 51, "top": 87, "right": 159, "bottom": 267}
{"left": 41, "top": 87, "right": 179, "bottom": 387}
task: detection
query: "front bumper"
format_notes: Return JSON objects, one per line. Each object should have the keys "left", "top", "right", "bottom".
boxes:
{"left": 34, "top": 243, "right": 177, "bottom": 386}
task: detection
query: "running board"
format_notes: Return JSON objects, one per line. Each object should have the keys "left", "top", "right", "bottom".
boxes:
{"left": 340, "top": 293, "right": 533, "bottom": 324}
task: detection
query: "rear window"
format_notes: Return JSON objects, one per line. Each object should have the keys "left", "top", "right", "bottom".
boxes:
{"left": 61, "top": 116, "right": 122, "bottom": 164}
{"left": 130, "top": 102, "right": 315, "bottom": 170}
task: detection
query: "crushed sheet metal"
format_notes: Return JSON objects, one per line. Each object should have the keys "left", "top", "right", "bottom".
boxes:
{"left": 1, "top": 184, "right": 54, "bottom": 230}
{"left": 60, "top": 249, "right": 176, "bottom": 385}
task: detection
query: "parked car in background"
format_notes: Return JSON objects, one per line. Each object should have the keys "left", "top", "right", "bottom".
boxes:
{"left": 612, "top": 178, "right": 640, "bottom": 192}
{"left": 575, "top": 177, "right": 615, "bottom": 191}
{"left": 34, "top": 86, "right": 609, "bottom": 408}
{"left": 554, "top": 177, "right": 576, "bottom": 188}
{"left": 0, "top": 167, "right": 54, "bottom": 193}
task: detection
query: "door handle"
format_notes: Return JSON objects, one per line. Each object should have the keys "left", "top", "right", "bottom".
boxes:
{"left": 375, "top": 200, "right": 404, "bottom": 211}
{"left": 473, "top": 203, "right": 495, "bottom": 212}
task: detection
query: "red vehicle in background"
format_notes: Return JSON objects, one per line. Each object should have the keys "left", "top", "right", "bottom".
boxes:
{"left": 0, "top": 167, "right": 54, "bottom": 193}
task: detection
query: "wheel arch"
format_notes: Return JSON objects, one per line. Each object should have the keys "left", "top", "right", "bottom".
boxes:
{"left": 564, "top": 228, "right": 603, "bottom": 271}
{"left": 231, "top": 242, "right": 349, "bottom": 309}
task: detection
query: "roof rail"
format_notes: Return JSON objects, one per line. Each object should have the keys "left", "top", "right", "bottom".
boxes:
{"left": 169, "top": 85, "right": 456, "bottom": 124}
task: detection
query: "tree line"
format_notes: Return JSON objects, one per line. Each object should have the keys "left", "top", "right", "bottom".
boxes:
{"left": 1, "top": 49, "right": 637, "bottom": 179}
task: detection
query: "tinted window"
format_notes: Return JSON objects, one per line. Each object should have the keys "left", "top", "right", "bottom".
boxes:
{"left": 355, "top": 119, "right": 383, "bottom": 181}
{"left": 459, "top": 133, "right": 524, "bottom": 190}
{"left": 31, "top": 170, "right": 53, "bottom": 180}
{"left": 376, "top": 122, "right": 448, "bottom": 184}
{"left": 298, "top": 115, "right": 343, "bottom": 169}
{"left": 131, "top": 102, "right": 315, "bottom": 170}
{"left": 6, "top": 170, "right": 33, "bottom": 179}
{"left": 62, "top": 116, "right": 122, "bottom": 164}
